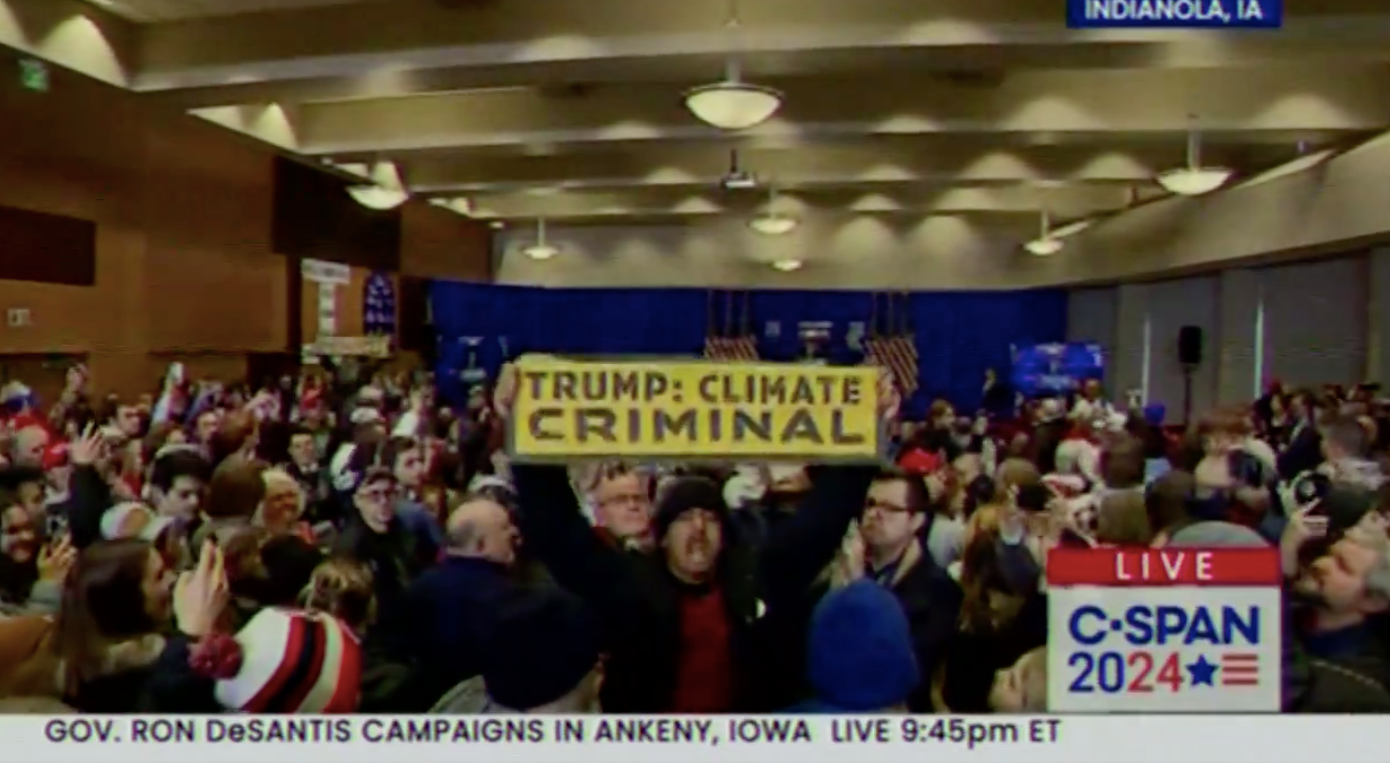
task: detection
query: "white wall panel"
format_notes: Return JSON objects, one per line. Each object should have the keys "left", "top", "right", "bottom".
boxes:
{"left": 1114, "top": 284, "right": 1149, "bottom": 405}
{"left": 1216, "top": 269, "right": 1262, "bottom": 405}
{"left": 1145, "top": 277, "right": 1219, "bottom": 424}
{"left": 1260, "top": 258, "right": 1366, "bottom": 388}
{"left": 1066, "top": 287, "right": 1119, "bottom": 386}
{"left": 1367, "top": 249, "right": 1390, "bottom": 383}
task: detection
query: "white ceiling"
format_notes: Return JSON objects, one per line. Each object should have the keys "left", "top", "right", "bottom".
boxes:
{"left": 22, "top": 0, "right": 1390, "bottom": 236}
{"left": 91, "top": 0, "right": 392, "bottom": 22}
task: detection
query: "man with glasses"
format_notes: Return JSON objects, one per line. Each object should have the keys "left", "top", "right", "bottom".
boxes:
{"left": 847, "top": 467, "right": 962, "bottom": 711}
{"left": 336, "top": 467, "right": 421, "bottom": 608}
{"left": 589, "top": 463, "right": 653, "bottom": 551}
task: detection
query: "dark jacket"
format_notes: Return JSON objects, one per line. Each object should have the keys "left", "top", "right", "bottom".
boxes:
{"left": 372, "top": 556, "right": 520, "bottom": 710}
{"left": 1278, "top": 421, "right": 1323, "bottom": 482}
{"left": 511, "top": 462, "right": 875, "bottom": 713}
{"left": 1284, "top": 592, "right": 1390, "bottom": 712}
{"left": 938, "top": 589, "right": 1047, "bottom": 713}
{"left": 333, "top": 516, "right": 421, "bottom": 609}
{"left": 55, "top": 465, "right": 113, "bottom": 550}
{"left": 875, "top": 538, "right": 962, "bottom": 712}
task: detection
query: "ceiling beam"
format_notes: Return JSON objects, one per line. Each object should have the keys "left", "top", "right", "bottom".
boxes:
{"left": 290, "top": 67, "right": 1390, "bottom": 154}
{"left": 399, "top": 143, "right": 1198, "bottom": 193}
{"left": 144, "top": 39, "right": 1390, "bottom": 109}
{"left": 0, "top": 0, "right": 140, "bottom": 87}
{"left": 466, "top": 184, "right": 1139, "bottom": 220}
{"left": 131, "top": 0, "right": 1390, "bottom": 94}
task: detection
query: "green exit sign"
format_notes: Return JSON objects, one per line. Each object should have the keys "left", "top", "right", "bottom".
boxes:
{"left": 19, "top": 58, "right": 48, "bottom": 92}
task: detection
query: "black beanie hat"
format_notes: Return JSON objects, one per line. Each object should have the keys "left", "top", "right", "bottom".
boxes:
{"left": 653, "top": 476, "right": 729, "bottom": 541}
{"left": 483, "top": 590, "right": 601, "bottom": 711}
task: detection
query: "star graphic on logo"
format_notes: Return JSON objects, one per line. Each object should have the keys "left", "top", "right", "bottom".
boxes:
{"left": 1187, "top": 655, "right": 1218, "bottom": 687}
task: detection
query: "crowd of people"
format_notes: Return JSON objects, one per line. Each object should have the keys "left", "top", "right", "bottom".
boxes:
{"left": 0, "top": 357, "right": 1387, "bottom": 716}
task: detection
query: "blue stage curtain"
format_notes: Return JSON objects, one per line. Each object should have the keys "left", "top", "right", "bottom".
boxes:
{"left": 749, "top": 290, "right": 875, "bottom": 363}
{"left": 430, "top": 282, "right": 708, "bottom": 403}
{"left": 430, "top": 280, "right": 1068, "bottom": 414}
{"left": 911, "top": 289, "right": 1067, "bottom": 416}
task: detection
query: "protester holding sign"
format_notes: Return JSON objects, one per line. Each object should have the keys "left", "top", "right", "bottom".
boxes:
{"left": 492, "top": 358, "right": 898, "bottom": 712}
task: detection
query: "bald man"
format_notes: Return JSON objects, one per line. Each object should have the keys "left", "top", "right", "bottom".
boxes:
{"left": 11, "top": 425, "right": 48, "bottom": 469}
{"left": 373, "top": 495, "right": 524, "bottom": 711}
{"left": 444, "top": 498, "right": 520, "bottom": 567}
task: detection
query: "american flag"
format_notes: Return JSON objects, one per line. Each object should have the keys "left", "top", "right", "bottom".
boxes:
{"left": 865, "top": 334, "right": 918, "bottom": 395}
{"left": 704, "top": 291, "right": 760, "bottom": 361}
{"left": 703, "top": 334, "right": 759, "bottom": 361}
{"left": 1220, "top": 653, "right": 1261, "bottom": 686}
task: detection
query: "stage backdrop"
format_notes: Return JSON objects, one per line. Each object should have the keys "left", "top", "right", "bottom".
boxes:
{"left": 429, "top": 281, "right": 1067, "bottom": 416}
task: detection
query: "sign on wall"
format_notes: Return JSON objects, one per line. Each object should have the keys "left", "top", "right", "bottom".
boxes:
{"left": 363, "top": 271, "right": 396, "bottom": 339}
{"left": 302, "top": 259, "right": 352, "bottom": 285}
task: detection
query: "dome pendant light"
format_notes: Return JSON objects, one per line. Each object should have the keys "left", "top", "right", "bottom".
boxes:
{"left": 749, "top": 186, "right": 797, "bottom": 235}
{"left": 1024, "top": 209, "right": 1063, "bottom": 256}
{"left": 684, "top": 57, "right": 783, "bottom": 131}
{"left": 347, "top": 160, "right": 410, "bottom": 210}
{"left": 684, "top": 6, "right": 782, "bottom": 132}
{"left": 1157, "top": 123, "right": 1233, "bottom": 196}
{"left": 522, "top": 218, "right": 559, "bottom": 261}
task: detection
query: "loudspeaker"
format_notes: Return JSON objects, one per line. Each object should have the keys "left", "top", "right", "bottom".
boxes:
{"left": 1177, "top": 325, "right": 1204, "bottom": 366}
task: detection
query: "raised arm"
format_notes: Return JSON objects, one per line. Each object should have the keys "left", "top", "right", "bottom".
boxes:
{"left": 494, "top": 362, "right": 636, "bottom": 614}
{"left": 759, "top": 465, "right": 877, "bottom": 598}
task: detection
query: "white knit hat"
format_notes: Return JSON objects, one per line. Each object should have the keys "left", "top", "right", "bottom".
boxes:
{"left": 99, "top": 502, "right": 174, "bottom": 543}
{"left": 214, "top": 608, "right": 362, "bottom": 713}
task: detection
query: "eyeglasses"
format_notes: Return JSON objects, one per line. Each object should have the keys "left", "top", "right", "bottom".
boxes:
{"left": 864, "top": 498, "right": 911, "bottom": 515}
{"left": 359, "top": 488, "right": 398, "bottom": 502}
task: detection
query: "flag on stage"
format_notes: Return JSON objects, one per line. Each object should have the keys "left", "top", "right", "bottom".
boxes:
{"left": 865, "top": 292, "right": 917, "bottom": 395}
{"left": 704, "top": 291, "right": 759, "bottom": 361}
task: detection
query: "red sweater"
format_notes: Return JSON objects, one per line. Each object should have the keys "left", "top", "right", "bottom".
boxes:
{"left": 670, "top": 585, "right": 734, "bottom": 712}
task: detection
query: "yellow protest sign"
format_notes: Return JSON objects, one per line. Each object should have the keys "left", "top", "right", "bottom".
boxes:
{"left": 509, "top": 359, "right": 882, "bottom": 461}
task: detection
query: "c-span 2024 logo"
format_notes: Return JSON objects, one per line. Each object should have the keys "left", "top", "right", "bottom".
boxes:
{"left": 1067, "top": 0, "right": 1283, "bottom": 29}
{"left": 1046, "top": 548, "right": 1282, "bottom": 712}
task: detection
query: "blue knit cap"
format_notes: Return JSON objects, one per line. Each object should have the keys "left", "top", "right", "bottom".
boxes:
{"left": 806, "top": 580, "right": 919, "bottom": 711}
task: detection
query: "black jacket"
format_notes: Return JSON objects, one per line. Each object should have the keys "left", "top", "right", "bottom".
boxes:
{"left": 878, "top": 539, "right": 962, "bottom": 711}
{"left": 371, "top": 556, "right": 522, "bottom": 710}
{"left": 1278, "top": 422, "right": 1323, "bottom": 482}
{"left": 1283, "top": 591, "right": 1390, "bottom": 712}
{"left": 512, "top": 462, "right": 875, "bottom": 712}
{"left": 938, "top": 589, "right": 1047, "bottom": 713}
{"left": 333, "top": 516, "right": 422, "bottom": 611}
{"left": 55, "top": 465, "right": 113, "bottom": 550}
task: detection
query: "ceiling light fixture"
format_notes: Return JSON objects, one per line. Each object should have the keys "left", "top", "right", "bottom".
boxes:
{"left": 685, "top": 77, "right": 783, "bottom": 131}
{"left": 522, "top": 218, "right": 559, "bottom": 261}
{"left": 428, "top": 197, "right": 474, "bottom": 216}
{"left": 771, "top": 258, "right": 803, "bottom": 272}
{"left": 347, "top": 161, "right": 409, "bottom": 210}
{"left": 748, "top": 186, "right": 797, "bottom": 235}
{"left": 683, "top": 9, "right": 782, "bottom": 131}
{"left": 1156, "top": 121, "right": 1233, "bottom": 196}
{"left": 1023, "top": 209, "right": 1063, "bottom": 256}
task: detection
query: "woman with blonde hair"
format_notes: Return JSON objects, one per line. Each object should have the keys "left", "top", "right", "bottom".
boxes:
{"left": 255, "top": 468, "right": 325, "bottom": 607}
{"left": 301, "top": 558, "right": 376, "bottom": 635}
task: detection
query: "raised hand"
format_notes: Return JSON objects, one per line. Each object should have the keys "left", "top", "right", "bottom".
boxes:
{"left": 37, "top": 533, "right": 76, "bottom": 582}
{"left": 69, "top": 423, "right": 108, "bottom": 467}
{"left": 173, "top": 541, "right": 230, "bottom": 639}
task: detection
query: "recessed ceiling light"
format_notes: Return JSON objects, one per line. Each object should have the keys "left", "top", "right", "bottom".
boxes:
{"left": 489, "top": 221, "right": 505, "bottom": 229}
